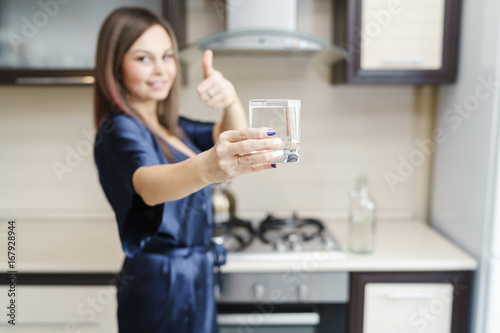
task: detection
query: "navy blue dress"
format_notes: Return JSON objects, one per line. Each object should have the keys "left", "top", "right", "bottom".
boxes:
{"left": 94, "top": 112, "right": 221, "bottom": 333}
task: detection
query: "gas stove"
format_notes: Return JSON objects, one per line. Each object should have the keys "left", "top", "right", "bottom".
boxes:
{"left": 213, "top": 213, "right": 348, "bottom": 332}
{"left": 211, "top": 213, "right": 345, "bottom": 261}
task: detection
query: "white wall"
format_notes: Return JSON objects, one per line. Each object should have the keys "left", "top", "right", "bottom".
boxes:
{"left": 430, "top": 0, "right": 500, "bottom": 260}
{"left": 0, "top": 0, "right": 421, "bottom": 221}
{"left": 430, "top": 0, "right": 500, "bottom": 332}
{"left": 180, "top": 57, "right": 417, "bottom": 217}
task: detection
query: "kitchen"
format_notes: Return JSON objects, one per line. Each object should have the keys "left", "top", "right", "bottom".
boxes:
{"left": 0, "top": 0, "right": 497, "bottom": 332}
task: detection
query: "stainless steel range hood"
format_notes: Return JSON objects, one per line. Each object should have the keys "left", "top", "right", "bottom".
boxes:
{"left": 179, "top": 0, "right": 349, "bottom": 65}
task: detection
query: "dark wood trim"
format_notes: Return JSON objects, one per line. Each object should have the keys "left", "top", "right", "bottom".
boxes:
{"left": 0, "top": 1, "right": 187, "bottom": 85}
{"left": 162, "top": 0, "right": 187, "bottom": 48}
{"left": 441, "top": 0, "right": 462, "bottom": 83}
{"left": 0, "top": 69, "right": 94, "bottom": 85}
{"left": 0, "top": 273, "right": 116, "bottom": 285}
{"left": 333, "top": 0, "right": 462, "bottom": 84}
{"left": 349, "top": 271, "right": 473, "bottom": 333}
{"left": 332, "top": 0, "right": 348, "bottom": 83}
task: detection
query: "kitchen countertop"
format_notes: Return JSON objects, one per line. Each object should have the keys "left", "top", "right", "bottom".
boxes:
{"left": 223, "top": 220, "right": 478, "bottom": 273}
{"left": 4, "top": 218, "right": 477, "bottom": 274}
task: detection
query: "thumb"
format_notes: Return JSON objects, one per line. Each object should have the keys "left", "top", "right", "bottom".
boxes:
{"left": 202, "top": 49, "right": 214, "bottom": 79}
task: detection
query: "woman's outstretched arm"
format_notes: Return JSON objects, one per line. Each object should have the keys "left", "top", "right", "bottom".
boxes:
{"left": 132, "top": 128, "right": 282, "bottom": 206}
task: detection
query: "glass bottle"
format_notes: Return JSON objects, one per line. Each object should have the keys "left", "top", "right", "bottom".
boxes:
{"left": 348, "top": 175, "right": 376, "bottom": 253}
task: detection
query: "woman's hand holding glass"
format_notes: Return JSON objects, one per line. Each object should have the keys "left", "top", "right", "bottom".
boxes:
{"left": 200, "top": 128, "right": 283, "bottom": 184}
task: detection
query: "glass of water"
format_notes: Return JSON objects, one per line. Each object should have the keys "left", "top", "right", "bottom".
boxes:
{"left": 249, "top": 99, "right": 301, "bottom": 163}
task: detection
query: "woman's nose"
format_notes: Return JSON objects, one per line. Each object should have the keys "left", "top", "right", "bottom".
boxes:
{"left": 152, "top": 59, "right": 166, "bottom": 75}
{"left": 153, "top": 60, "right": 166, "bottom": 74}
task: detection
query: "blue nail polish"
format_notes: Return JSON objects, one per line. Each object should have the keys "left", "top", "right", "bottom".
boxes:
{"left": 267, "top": 129, "right": 276, "bottom": 136}
{"left": 271, "top": 164, "right": 277, "bottom": 168}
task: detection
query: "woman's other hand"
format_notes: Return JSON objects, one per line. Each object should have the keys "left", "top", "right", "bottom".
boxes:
{"left": 200, "top": 128, "right": 283, "bottom": 184}
{"left": 196, "top": 50, "right": 238, "bottom": 110}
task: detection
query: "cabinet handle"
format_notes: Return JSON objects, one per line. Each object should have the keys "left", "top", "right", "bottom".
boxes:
{"left": 386, "top": 291, "right": 436, "bottom": 299}
{"left": 15, "top": 76, "right": 95, "bottom": 85}
{"left": 382, "top": 56, "right": 425, "bottom": 64}
{"left": 0, "top": 321, "right": 99, "bottom": 327}
{"left": 217, "top": 312, "right": 320, "bottom": 326}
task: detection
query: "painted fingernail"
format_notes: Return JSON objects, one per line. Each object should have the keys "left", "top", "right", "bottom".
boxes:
{"left": 271, "top": 164, "right": 277, "bottom": 168}
{"left": 267, "top": 129, "right": 276, "bottom": 136}
{"left": 273, "top": 138, "right": 282, "bottom": 146}
{"left": 272, "top": 150, "right": 284, "bottom": 158}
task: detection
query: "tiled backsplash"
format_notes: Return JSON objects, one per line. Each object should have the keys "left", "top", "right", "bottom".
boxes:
{"left": 181, "top": 56, "right": 418, "bottom": 219}
{"left": 0, "top": 77, "right": 418, "bottom": 220}
{"left": 0, "top": 0, "right": 423, "bottom": 221}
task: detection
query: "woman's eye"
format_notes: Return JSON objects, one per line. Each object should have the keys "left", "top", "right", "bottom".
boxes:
{"left": 138, "top": 56, "right": 150, "bottom": 62}
{"left": 163, "top": 54, "right": 174, "bottom": 61}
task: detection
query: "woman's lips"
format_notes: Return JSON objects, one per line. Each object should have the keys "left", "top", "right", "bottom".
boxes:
{"left": 147, "top": 81, "right": 166, "bottom": 90}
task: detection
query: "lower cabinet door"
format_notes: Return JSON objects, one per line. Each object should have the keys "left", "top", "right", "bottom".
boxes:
{"left": 0, "top": 285, "right": 117, "bottom": 332}
{"left": 363, "top": 283, "right": 453, "bottom": 333}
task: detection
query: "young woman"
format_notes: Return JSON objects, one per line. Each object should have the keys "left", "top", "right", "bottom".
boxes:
{"left": 93, "top": 7, "right": 282, "bottom": 333}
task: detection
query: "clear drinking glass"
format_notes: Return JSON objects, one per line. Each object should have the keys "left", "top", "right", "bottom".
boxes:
{"left": 249, "top": 99, "right": 301, "bottom": 163}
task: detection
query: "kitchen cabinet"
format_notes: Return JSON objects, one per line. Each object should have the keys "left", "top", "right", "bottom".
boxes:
{"left": 0, "top": 218, "right": 477, "bottom": 332}
{"left": 332, "top": 0, "right": 462, "bottom": 84}
{"left": 348, "top": 271, "right": 473, "bottom": 333}
{"left": 0, "top": 0, "right": 185, "bottom": 84}
{"left": 364, "top": 283, "right": 453, "bottom": 333}
{"left": 0, "top": 271, "right": 472, "bottom": 333}
{"left": 0, "top": 278, "right": 117, "bottom": 332}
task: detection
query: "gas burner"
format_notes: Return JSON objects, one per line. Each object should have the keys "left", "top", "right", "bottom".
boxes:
{"left": 258, "top": 213, "right": 325, "bottom": 251}
{"left": 212, "top": 213, "right": 344, "bottom": 258}
{"left": 212, "top": 218, "right": 254, "bottom": 252}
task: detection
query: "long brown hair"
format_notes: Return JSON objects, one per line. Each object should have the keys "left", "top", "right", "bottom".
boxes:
{"left": 93, "top": 7, "right": 182, "bottom": 159}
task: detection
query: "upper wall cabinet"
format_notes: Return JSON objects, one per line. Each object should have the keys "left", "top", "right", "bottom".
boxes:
{"left": 0, "top": 0, "right": 184, "bottom": 85}
{"left": 332, "top": 0, "right": 462, "bottom": 84}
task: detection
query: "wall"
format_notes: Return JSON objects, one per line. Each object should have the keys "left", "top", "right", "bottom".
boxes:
{"left": 430, "top": 0, "right": 500, "bottom": 258}
{"left": 429, "top": 0, "right": 500, "bottom": 332}
{"left": 0, "top": 0, "right": 421, "bottom": 221}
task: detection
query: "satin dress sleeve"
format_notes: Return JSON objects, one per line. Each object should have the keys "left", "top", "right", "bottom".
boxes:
{"left": 178, "top": 116, "right": 215, "bottom": 151}
{"left": 94, "top": 112, "right": 166, "bottom": 257}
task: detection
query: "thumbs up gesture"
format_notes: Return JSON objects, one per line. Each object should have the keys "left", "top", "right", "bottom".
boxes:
{"left": 202, "top": 49, "right": 214, "bottom": 79}
{"left": 196, "top": 50, "right": 237, "bottom": 110}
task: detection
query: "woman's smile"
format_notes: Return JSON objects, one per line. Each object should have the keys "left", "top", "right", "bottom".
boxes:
{"left": 147, "top": 80, "right": 167, "bottom": 90}
{"left": 121, "top": 24, "right": 177, "bottom": 109}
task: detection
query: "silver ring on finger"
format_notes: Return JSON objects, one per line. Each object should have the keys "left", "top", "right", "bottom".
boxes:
{"left": 207, "top": 89, "right": 213, "bottom": 98}
{"left": 237, "top": 156, "right": 244, "bottom": 167}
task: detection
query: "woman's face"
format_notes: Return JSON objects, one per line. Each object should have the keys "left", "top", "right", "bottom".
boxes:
{"left": 121, "top": 24, "right": 177, "bottom": 105}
